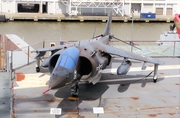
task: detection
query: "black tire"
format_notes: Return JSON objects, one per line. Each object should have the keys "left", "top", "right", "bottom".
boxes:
{"left": 36, "top": 67, "right": 40, "bottom": 72}
{"left": 153, "top": 79, "right": 157, "bottom": 83}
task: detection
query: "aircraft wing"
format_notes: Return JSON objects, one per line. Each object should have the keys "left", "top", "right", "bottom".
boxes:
{"left": 32, "top": 43, "right": 74, "bottom": 53}
{"left": 32, "top": 43, "right": 74, "bottom": 59}
{"left": 99, "top": 43, "right": 163, "bottom": 65}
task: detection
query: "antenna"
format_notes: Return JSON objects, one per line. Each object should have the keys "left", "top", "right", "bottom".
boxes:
{"left": 113, "top": 36, "right": 141, "bottom": 50}
{"left": 131, "top": 8, "right": 134, "bottom": 52}
{"left": 92, "top": 26, "right": 97, "bottom": 38}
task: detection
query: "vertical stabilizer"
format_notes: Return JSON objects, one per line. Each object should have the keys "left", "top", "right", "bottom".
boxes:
{"left": 174, "top": 14, "right": 180, "bottom": 38}
{"left": 103, "top": 10, "right": 112, "bottom": 36}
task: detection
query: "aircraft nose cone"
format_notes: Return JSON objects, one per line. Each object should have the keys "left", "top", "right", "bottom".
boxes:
{"left": 49, "top": 73, "right": 66, "bottom": 89}
{"left": 49, "top": 67, "right": 68, "bottom": 89}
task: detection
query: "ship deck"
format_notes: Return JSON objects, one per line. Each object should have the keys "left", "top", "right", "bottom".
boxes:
{"left": 12, "top": 57, "right": 180, "bottom": 118}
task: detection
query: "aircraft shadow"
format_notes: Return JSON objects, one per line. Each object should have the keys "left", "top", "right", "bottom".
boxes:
{"left": 54, "top": 73, "right": 164, "bottom": 117}
{"left": 14, "top": 93, "right": 56, "bottom": 114}
{"left": 101, "top": 73, "right": 164, "bottom": 92}
{"left": 54, "top": 83, "right": 109, "bottom": 117}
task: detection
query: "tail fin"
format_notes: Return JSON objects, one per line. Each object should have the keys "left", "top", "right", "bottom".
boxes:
{"left": 174, "top": 14, "right": 180, "bottom": 38}
{"left": 103, "top": 10, "right": 112, "bottom": 36}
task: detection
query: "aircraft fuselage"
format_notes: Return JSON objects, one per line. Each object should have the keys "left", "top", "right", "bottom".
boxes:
{"left": 49, "top": 37, "right": 112, "bottom": 89}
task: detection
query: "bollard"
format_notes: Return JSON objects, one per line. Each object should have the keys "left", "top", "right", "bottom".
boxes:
{"left": 176, "top": 107, "right": 178, "bottom": 118}
{"left": 136, "top": 108, "right": 139, "bottom": 118}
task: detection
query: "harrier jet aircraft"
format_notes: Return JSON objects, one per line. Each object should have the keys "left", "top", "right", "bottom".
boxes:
{"left": 32, "top": 11, "right": 162, "bottom": 98}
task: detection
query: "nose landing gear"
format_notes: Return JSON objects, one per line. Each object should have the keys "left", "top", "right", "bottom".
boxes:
{"left": 68, "top": 84, "right": 79, "bottom": 101}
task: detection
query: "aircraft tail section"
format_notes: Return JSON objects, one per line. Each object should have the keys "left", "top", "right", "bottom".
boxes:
{"left": 103, "top": 10, "right": 112, "bottom": 36}
{"left": 174, "top": 14, "right": 180, "bottom": 38}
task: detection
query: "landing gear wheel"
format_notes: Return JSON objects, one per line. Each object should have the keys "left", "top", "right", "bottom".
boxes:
{"left": 36, "top": 67, "right": 40, "bottom": 73}
{"left": 153, "top": 79, "right": 157, "bottom": 83}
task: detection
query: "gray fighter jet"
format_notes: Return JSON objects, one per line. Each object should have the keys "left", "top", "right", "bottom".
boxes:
{"left": 32, "top": 11, "right": 162, "bottom": 97}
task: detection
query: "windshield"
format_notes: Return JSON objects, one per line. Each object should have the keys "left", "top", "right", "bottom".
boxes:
{"left": 55, "top": 47, "right": 80, "bottom": 69}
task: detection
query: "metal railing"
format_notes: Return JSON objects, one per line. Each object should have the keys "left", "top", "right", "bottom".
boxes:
{"left": 1, "top": 39, "right": 179, "bottom": 118}
{"left": 1, "top": 39, "right": 180, "bottom": 71}
{"left": 111, "top": 40, "right": 180, "bottom": 57}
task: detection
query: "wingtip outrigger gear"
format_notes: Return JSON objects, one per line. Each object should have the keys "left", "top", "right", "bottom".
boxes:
{"left": 33, "top": 50, "right": 47, "bottom": 73}
{"left": 36, "top": 57, "right": 41, "bottom": 72}
{"left": 153, "top": 64, "right": 159, "bottom": 83}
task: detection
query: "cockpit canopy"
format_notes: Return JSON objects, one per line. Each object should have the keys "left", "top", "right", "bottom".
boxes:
{"left": 55, "top": 47, "right": 80, "bottom": 69}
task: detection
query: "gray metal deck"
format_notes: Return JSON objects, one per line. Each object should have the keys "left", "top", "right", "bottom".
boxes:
{"left": 12, "top": 58, "right": 180, "bottom": 118}
{"left": 0, "top": 72, "right": 11, "bottom": 118}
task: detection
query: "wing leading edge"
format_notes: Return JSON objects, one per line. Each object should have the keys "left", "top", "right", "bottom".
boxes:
{"left": 99, "top": 43, "right": 163, "bottom": 65}
{"left": 32, "top": 43, "right": 74, "bottom": 59}
{"left": 32, "top": 43, "right": 74, "bottom": 53}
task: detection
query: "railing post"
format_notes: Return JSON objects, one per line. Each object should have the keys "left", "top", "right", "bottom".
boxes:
{"left": 11, "top": 50, "right": 13, "bottom": 71}
{"left": 9, "top": 50, "right": 15, "bottom": 118}
{"left": 173, "top": 41, "right": 176, "bottom": 57}
{"left": 28, "top": 46, "right": 30, "bottom": 64}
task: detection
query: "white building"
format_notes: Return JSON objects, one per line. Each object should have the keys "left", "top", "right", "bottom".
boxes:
{"left": 0, "top": 0, "right": 180, "bottom": 16}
